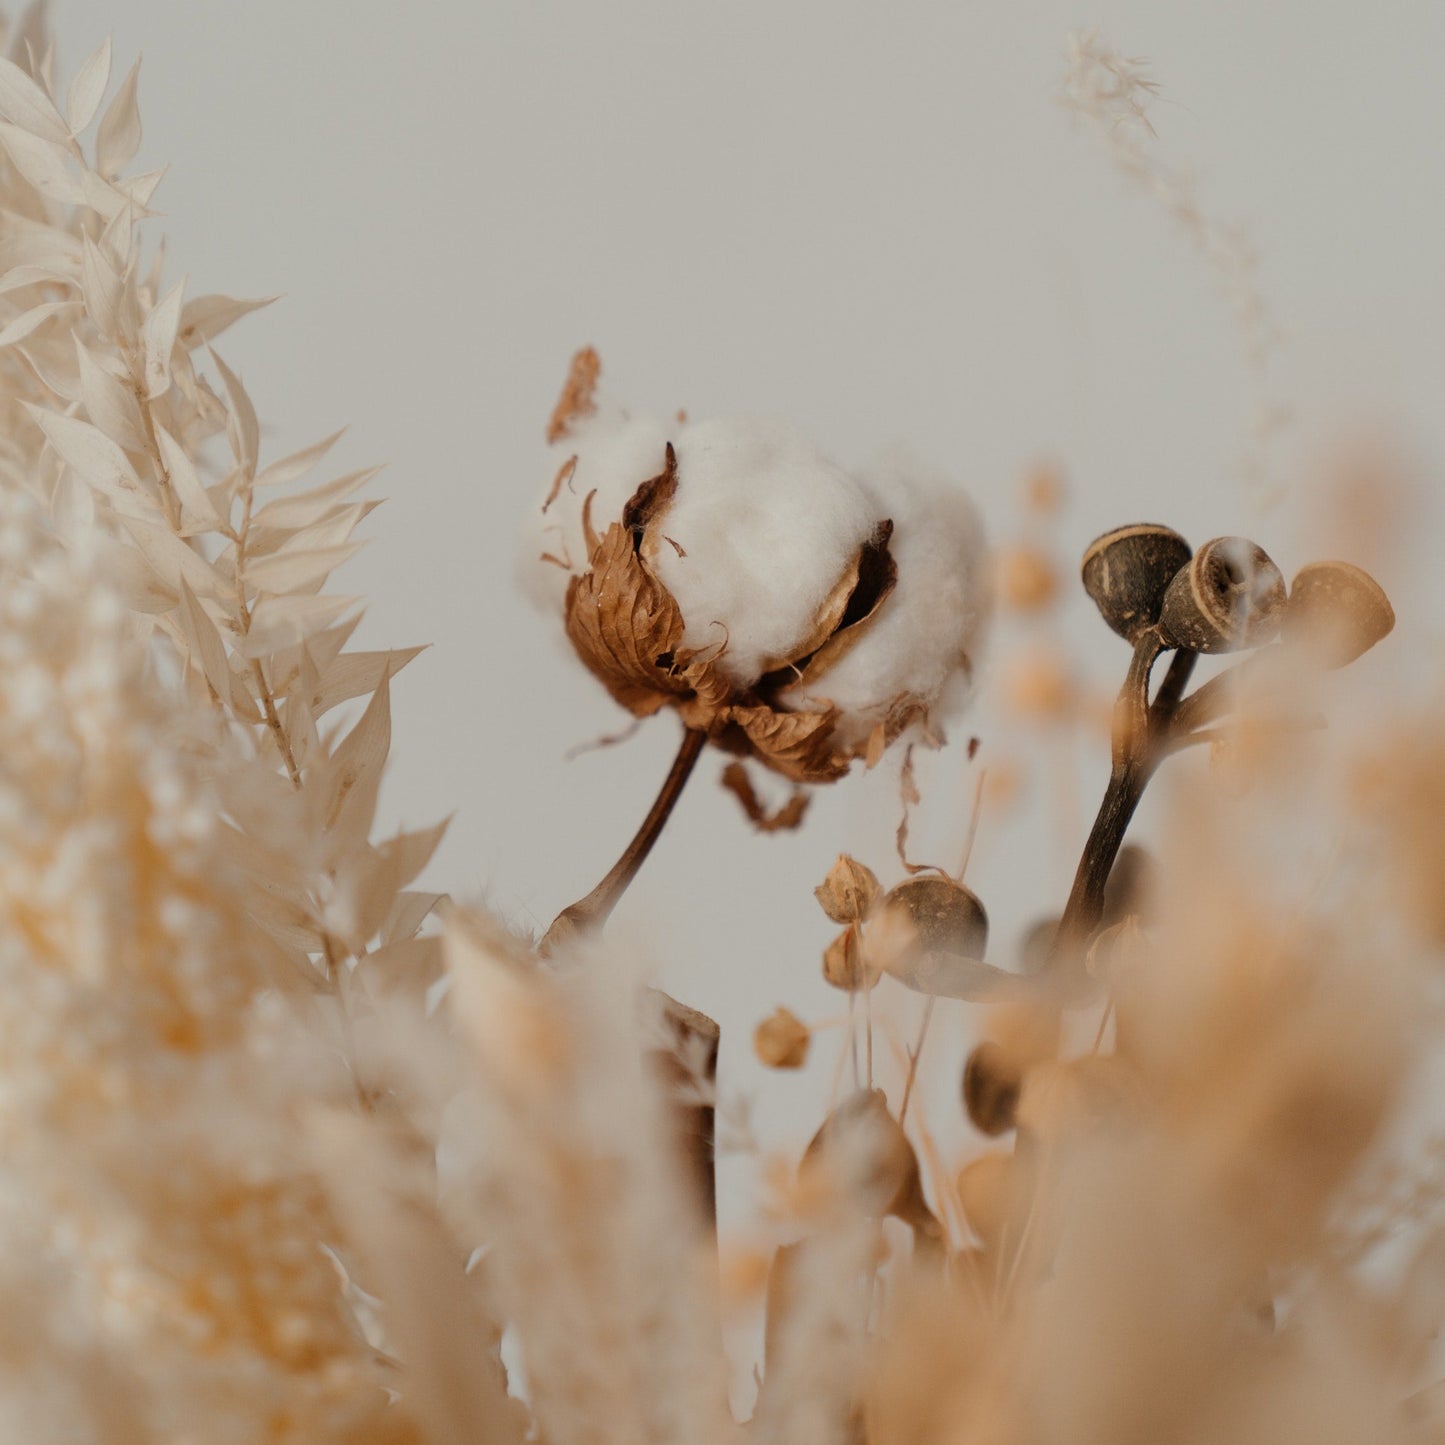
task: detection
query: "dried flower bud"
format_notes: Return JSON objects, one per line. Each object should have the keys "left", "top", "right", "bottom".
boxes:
{"left": 822, "top": 925, "right": 881, "bottom": 992}
{"left": 1158, "top": 537, "right": 1286, "bottom": 653}
{"left": 1081, "top": 523, "right": 1192, "bottom": 642}
{"left": 955, "top": 1152, "right": 1023, "bottom": 1252}
{"left": 1282, "top": 560, "right": 1395, "bottom": 668}
{"left": 754, "top": 1007, "right": 811, "bottom": 1069}
{"left": 962, "top": 1041, "right": 1021, "bottom": 1135}
{"left": 814, "top": 853, "right": 881, "bottom": 924}
{"left": 996, "top": 545, "right": 1059, "bottom": 613}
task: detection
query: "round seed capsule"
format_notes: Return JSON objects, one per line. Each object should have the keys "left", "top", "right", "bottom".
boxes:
{"left": 962, "top": 1040, "right": 1021, "bottom": 1135}
{"left": 1158, "top": 537, "right": 1287, "bottom": 653}
{"left": 869, "top": 876, "right": 994, "bottom": 998}
{"left": 1282, "top": 560, "right": 1395, "bottom": 668}
{"left": 1081, "top": 523, "right": 1193, "bottom": 642}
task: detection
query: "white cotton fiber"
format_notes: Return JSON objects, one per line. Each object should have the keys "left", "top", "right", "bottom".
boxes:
{"left": 649, "top": 418, "right": 880, "bottom": 686}
{"left": 780, "top": 450, "right": 989, "bottom": 748}
{"left": 518, "top": 404, "right": 672, "bottom": 612}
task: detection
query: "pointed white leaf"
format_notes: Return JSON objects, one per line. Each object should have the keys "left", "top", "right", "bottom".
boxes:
{"left": 0, "top": 120, "right": 83, "bottom": 202}
{"left": 94, "top": 56, "right": 140, "bottom": 178}
{"left": 177, "top": 292, "right": 278, "bottom": 350}
{"left": 66, "top": 36, "right": 111, "bottom": 134}
{"left": 50, "top": 470, "right": 96, "bottom": 544}
{"left": 141, "top": 275, "right": 184, "bottom": 398}
{"left": 75, "top": 340, "right": 146, "bottom": 450}
{"left": 178, "top": 577, "right": 232, "bottom": 704}
{"left": 240, "top": 594, "right": 361, "bottom": 658}
{"left": 323, "top": 675, "right": 391, "bottom": 835}
{"left": 250, "top": 464, "right": 377, "bottom": 529}
{"left": 80, "top": 234, "right": 121, "bottom": 337}
{"left": 119, "top": 516, "right": 232, "bottom": 604}
{"left": 253, "top": 429, "right": 350, "bottom": 490}
{"left": 0, "top": 298, "right": 69, "bottom": 347}
{"left": 245, "top": 541, "right": 367, "bottom": 595}
{"left": 207, "top": 347, "right": 258, "bottom": 472}
{"left": 384, "top": 890, "right": 445, "bottom": 944}
{"left": 153, "top": 422, "right": 225, "bottom": 532}
{"left": 0, "top": 261, "right": 76, "bottom": 295}
{"left": 24, "top": 404, "right": 153, "bottom": 512}
{"left": 250, "top": 497, "right": 380, "bottom": 557}
{"left": 0, "top": 50, "right": 73, "bottom": 146}
{"left": 312, "top": 645, "right": 425, "bottom": 717}
{"left": 118, "top": 166, "right": 164, "bottom": 207}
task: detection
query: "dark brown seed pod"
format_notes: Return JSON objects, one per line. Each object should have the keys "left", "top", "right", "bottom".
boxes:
{"left": 1282, "top": 560, "right": 1395, "bottom": 668}
{"left": 1158, "top": 537, "right": 1286, "bottom": 653}
{"left": 868, "top": 876, "right": 1009, "bottom": 1000}
{"left": 1080, "top": 524, "right": 1193, "bottom": 642}
{"left": 962, "top": 1040, "right": 1021, "bottom": 1135}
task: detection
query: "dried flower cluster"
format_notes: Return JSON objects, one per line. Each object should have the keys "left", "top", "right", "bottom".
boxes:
{"left": 0, "top": 13, "right": 1442, "bottom": 1445}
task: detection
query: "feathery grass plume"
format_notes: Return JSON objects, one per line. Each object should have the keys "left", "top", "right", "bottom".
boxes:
{"left": 1062, "top": 30, "right": 1288, "bottom": 506}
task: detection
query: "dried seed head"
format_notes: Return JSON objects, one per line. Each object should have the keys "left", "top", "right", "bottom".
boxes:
{"left": 955, "top": 1152, "right": 1022, "bottom": 1251}
{"left": 814, "top": 853, "right": 882, "bottom": 925}
{"left": 1080, "top": 523, "right": 1192, "bottom": 642}
{"left": 996, "top": 544, "right": 1060, "bottom": 613}
{"left": 1158, "top": 537, "right": 1287, "bottom": 653}
{"left": 1283, "top": 560, "right": 1395, "bottom": 668}
{"left": 962, "top": 1041, "right": 1021, "bottom": 1135}
{"left": 822, "top": 925, "right": 881, "bottom": 992}
{"left": 754, "top": 1007, "right": 811, "bottom": 1069}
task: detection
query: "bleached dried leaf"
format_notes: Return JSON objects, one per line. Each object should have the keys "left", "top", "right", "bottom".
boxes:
{"left": 75, "top": 339, "right": 146, "bottom": 449}
{"left": 323, "top": 674, "right": 391, "bottom": 837}
{"left": 244, "top": 541, "right": 366, "bottom": 596}
{"left": 176, "top": 291, "right": 279, "bottom": 350}
{"left": 0, "top": 49, "right": 72, "bottom": 146}
{"left": 0, "top": 296, "right": 69, "bottom": 347}
{"left": 79, "top": 233, "right": 122, "bottom": 336}
{"left": 0, "top": 119, "right": 84, "bottom": 202}
{"left": 50, "top": 469, "right": 95, "bottom": 543}
{"left": 207, "top": 347, "right": 259, "bottom": 473}
{"left": 253, "top": 427, "right": 348, "bottom": 490}
{"left": 94, "top": 55, "right": 140, "bottom": 178}
{"left": 140, "top": 275, "right": 184, "bottom": 398}
{"left": 65, "top": 35, "right": 111, "bottom": 133}
{"left": 178, "top": 576, "right": 232, "bottom": 704}
{"left": 24, "top": 403, "right": 154, "bottom": 514}
{"left": 351, "top": 817, "right": 452, "bottom": 944}
{"left": 240, "top": 593, "right": 361, "bottom": 657}
{"left": 250, "top": 465, "right": 377, "bottom": 532}
{"left": 95, "top": 535, "right": 177, "bottom": 612}
{"left": 120, "top": 515, "right": 232, "bottom": 604}
{"left": 249, "top": 497, "right": 380, "bottom": 557}
{"left": 384, "top": 889, "right": 445, "bottom": 945}
{"left": 154, "top": 421, "right": 226, "bottom": 531}
{"left": 0, "top": 260, "right": 73, "bottom": 294}
{"left": 311, "top": 645, "right": 425, "bottom": 717}
{"left": 117, "top": 165, "right": 164, "bottom": 207}
{"left": 227, "top": 665, "right": 264, "bottom": 724}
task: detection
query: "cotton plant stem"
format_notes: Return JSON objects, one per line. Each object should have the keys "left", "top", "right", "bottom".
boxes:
{"left": 540, "top": 724, "right": 707, "bottom": 955}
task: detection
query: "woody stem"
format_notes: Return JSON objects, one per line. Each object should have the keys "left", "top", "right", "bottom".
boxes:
{"left": 540, "top": 724, "right": 707, "bottom": 955}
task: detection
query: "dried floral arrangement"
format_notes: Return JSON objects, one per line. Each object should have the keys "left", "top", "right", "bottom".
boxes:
{"left": 0, "top": 10, "right": 1442, "bottom": 1444}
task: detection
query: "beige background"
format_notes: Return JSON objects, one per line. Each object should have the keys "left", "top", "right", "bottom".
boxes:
{"left": 51, "top": 0, "right": 1445, "bottom": 1235}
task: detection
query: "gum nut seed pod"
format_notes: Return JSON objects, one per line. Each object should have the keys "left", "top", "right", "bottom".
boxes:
{"left": 955, "top": 1153, "right": 1019, "bottom": 1252}
{"left": 754, "top": 1007, "right": 811, "bottom": 1069}
{"left": 1158, "top": 537, "right": 1287, "bottom": 653}
{"left": 823, "top": 925, "right": 881, "bottom": 992}
{"left": 873, "top": 875, "right": 988, "bottom": 973}
{"left": 962, "top": 1041, "right": 1021, "bottom": 1135}
{"left": 1080, "top": 523, "right": 1192, "bottom": 641}
{"left": 1283, "top": 560, "right": 1395, "bottom": 668}
{"left": 814, "top": 853, "right": 882, "bottom": 925}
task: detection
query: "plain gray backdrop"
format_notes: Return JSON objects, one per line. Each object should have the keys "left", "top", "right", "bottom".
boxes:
{"left": 48, "top": 0, "right": 1445, "bottom": 1242}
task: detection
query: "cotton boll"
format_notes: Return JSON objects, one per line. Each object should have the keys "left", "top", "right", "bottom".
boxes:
{"left": 780, "top": 451, "right": 988, "bottom": 748}
{"left": 649, "top": 418, "right": 880, "bottom": 687}
{"left": 518, "top": 405, "right": 672, "bottom": 612}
